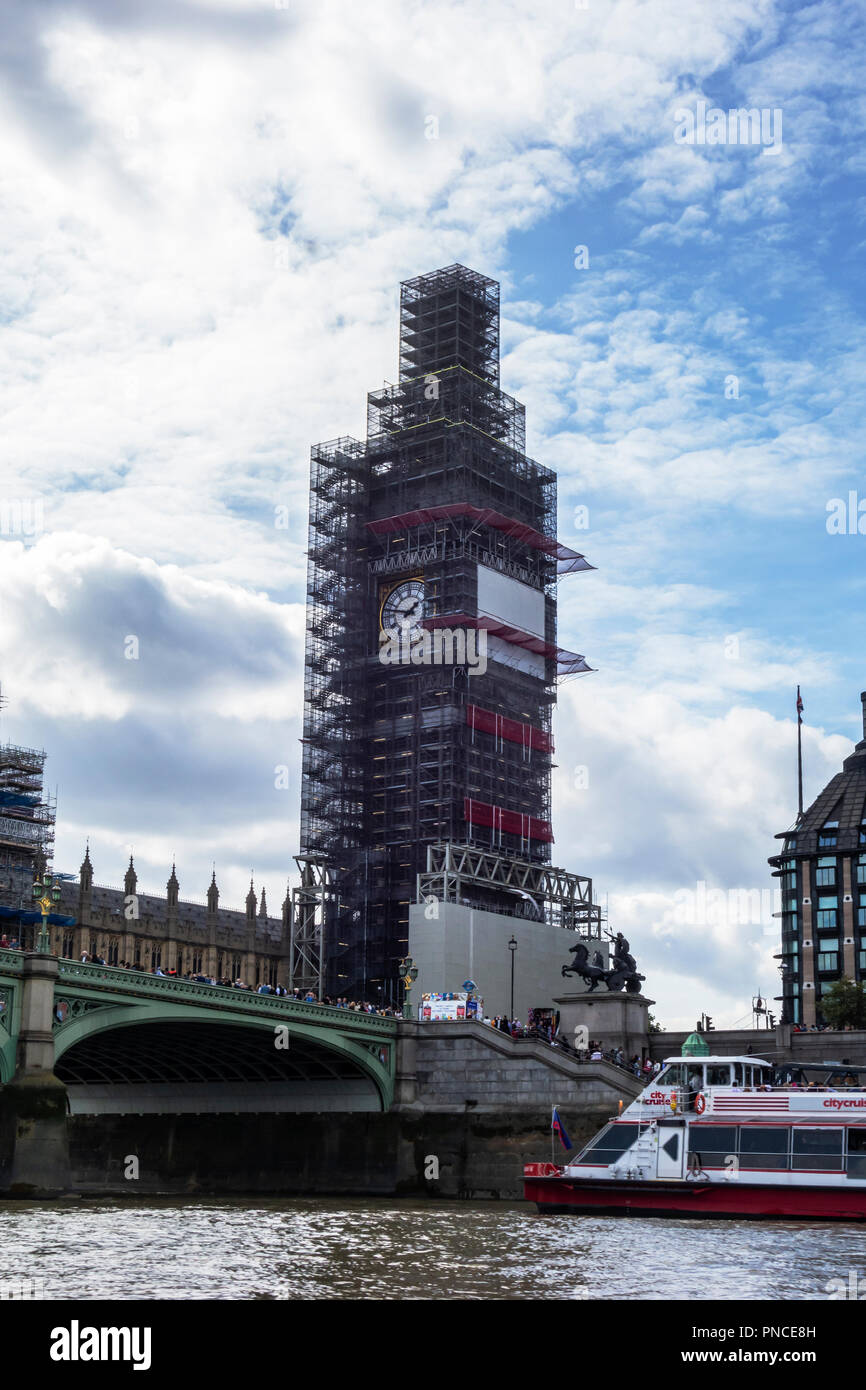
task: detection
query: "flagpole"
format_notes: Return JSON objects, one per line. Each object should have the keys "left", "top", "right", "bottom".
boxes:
{"left": 796, "top": 686, "right": 804, "bottom": 821}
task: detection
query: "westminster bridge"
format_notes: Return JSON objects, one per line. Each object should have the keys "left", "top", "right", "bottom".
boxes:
{"left": 0, "top": 948, "right": 397, "bottom": 1113}
{"left": 0, "top": 947, "right": 642, "bottom": 1198}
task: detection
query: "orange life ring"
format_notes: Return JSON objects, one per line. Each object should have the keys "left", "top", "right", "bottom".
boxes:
{"left": 695, "top": 1092, "right": 706, "bottom": 1114}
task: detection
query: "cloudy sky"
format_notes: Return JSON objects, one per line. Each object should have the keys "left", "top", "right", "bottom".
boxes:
{"left": 1, "top": 0, "right": 864, "bottom": 1027}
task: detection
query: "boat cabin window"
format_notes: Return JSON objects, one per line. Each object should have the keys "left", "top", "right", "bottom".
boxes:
{"left": 738, "top": 1127, "right": 789, "bottom": 1169}
{"left": 573, "top": 1123, "right": 640, "bottom": 1166}
{"left": 657, "top": 1064, "right": 688, "bottom": 1088}
{"left": 706, "top": 1065, "right": 732, "bottom": 1087}
{"left": 792, "top": 1128, "right": 843, "bottom": 1171}
{"left": 847, "top": 1129, "right": 866, "bottom": 1178}
{"left": 687, "top": 1126, "right": 737, "bottom": 1163}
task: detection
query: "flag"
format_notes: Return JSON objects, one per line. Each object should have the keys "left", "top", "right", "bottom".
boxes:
{"left": 796, "top": 687, "right": 803, "bottom": 723}
{"left": 551, "top": 1107, "right": 573, "bottom": 1151}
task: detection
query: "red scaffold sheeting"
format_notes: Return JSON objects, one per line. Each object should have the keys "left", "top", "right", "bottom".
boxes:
{"left": 466, "top": 703, "right": 553, "bottom": 753}
{"left": 364, "top": 503, "right": 594, "bottom": 575}
{"left": 463, "top": 797, "right": 554, "bottom": 843}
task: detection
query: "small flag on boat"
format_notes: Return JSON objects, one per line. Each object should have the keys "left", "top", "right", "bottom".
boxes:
{"left": 551, "top": 1107, "right": 573, "bottom": 1151}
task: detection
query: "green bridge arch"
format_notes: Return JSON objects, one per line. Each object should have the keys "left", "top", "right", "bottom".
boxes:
{"left": 0, "top": 952, "right": 397, "bottom": 1110}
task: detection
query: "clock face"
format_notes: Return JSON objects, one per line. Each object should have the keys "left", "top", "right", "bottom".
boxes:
{"left": 380, "top": 579, "right": 426, "bottom": 639}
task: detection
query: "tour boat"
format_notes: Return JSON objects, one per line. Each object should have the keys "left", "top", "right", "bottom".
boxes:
{"left": 525, "top": 1056, "right": 866, "bottom": 1220}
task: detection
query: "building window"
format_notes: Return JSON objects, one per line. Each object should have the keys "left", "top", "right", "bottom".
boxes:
{"left": 859, "top": 905, "right": 866, "bottom": 929}
{"left": 89, "top": 937, "right": 98, "bottom": 958}
{"left": 818, "top": 952, "right": 839, "bottom": 972}
{"left": 819, "top": 822, "right": 839, "bottom": 848}
{"left": 134, "top": 942, "right": 141, "bottom": 967}
{"left": 151, "top": 946, "right": 161, "bottom": 970}
{"left": 859, "top": 950, "right": 866, "bottom": 972}
{"left": 61, "top": 931, "right": 75, "bottom": 958}
{"left": 816, "top": 859, "right": 837, "bottom": 886}
{"left": 858, "top": 856, "right": 866, "bottom": 886}
{"left": 175, "top": 950, "right": 184, "bottom": 977}
{"left": 192, "top": 951, "right": 203, "bottom": 974}
{"left": 231, "top": 955, "right": 242, "bottom": 980}
{"left": 269, "top": 960, "right": 279, "bottom": 986}
{"left": 816, "top": 909, "right": 838, "bottom": 930}
{"left": 108, "top": 938, "right": 119, "bottom": 966}
{"left": 217, "top": 952, "right": 224, "bottom": 978}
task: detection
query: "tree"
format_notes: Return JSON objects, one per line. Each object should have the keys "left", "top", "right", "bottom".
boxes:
{"left": 647, "top": 1012, "right": 663, "bottom": 1034}
{"left": 818, "top": 976, "right": 866, "bottom": 1030}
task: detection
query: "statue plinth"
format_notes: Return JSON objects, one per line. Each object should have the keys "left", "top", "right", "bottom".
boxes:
{"left": 555, "top": 990, "right": 656, "bottom": 1060}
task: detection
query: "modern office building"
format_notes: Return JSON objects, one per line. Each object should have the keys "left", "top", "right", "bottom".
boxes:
{"left": 770, "top": 691, "right": 866, "bottom": 1026}
{"left": 296, "top": 264, "right": 603, "bottom": 1006}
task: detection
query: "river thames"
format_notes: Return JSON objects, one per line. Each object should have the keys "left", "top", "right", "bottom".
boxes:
{"left": 2, "top": 1198, "right": 863, "bottom": 1300}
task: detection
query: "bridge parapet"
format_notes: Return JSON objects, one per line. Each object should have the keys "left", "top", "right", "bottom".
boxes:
{"left": 52, "top": 960, "right": 397, "bottom": 1036}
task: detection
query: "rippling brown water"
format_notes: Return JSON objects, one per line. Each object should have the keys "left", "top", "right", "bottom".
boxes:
{"left": 1, "top": 1198, "right": 863, "bottom": 1300}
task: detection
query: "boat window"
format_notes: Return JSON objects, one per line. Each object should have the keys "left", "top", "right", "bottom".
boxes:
{"left": 688, "top": 1126, "right": 737, "bottom": 1163}
{"left": 573, "top": 1123, "right": 639, "bottom": 1166}
{"left": 657, "top": 1065, "right": 687, "bottom": 1088}
{"left": 792, "top": 1129, "right": 843, "bottom": 1171}
{"left": 705, "top": 1066, "right": 731, "bottom": 1087}
{"left": 732, "top": 1064, "right": 744, "bottom": 1085}
{"left": 738, "top": 1127, "right": 789, "bottom": 1169}
{"left": 847, "top": 1129, "right": 866, "bottom": 1179}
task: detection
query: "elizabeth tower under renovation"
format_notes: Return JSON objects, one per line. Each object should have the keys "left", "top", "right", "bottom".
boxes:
{"left": 295, "top": 265, "right": 599, "bottom": 1004}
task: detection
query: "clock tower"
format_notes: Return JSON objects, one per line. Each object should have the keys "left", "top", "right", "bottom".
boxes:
{"left": 294, "top": 265, "right": 600, "bottom": 1006}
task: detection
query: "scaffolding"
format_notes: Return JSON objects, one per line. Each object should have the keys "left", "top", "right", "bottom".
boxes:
{"left": 417, "top": 842, "right": 605, "bottom": 935}
{"left": 297, "top": 264, "right": 595, "bottom": 1001}
{"left": 399, "top": 265, "right": 500, "bottom": 385}
{"left": 0, "top": 742, "right": 55, "bottom": 910}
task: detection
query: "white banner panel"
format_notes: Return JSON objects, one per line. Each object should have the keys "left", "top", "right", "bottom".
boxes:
{"left": 476, "top": 566, "right": 545, "bottom": 639}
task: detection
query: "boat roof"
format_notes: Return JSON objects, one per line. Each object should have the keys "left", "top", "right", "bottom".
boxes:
{"left": 662, "top": 1055, "right": 773, "bottom": 1066}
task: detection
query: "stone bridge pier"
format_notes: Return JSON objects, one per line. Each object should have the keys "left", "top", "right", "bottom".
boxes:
{"left": 0, "top": 953, "right": 70, "bottom": 1197}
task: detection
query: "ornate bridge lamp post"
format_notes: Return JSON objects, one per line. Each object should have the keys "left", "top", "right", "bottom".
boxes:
{"left": 32, "top": 871, "right": 62, "bottom": 954}
{"left": 508, "top": 936, "right": 517, "bottom": 1021}
{"left": 400, "top": 956, "right": 419, "bottom": 1020}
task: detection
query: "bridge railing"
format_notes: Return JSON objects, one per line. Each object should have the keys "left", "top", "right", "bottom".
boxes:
{"left": 40, "top": 957, "right": 397, "bottom": 1034}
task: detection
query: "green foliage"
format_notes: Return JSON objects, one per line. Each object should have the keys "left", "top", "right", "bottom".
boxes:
{"left": 647, "top": 1011, "right": 663, "bottom": 1034}
{"left": 818, "top": 976, "right": 866, "bottom": 1030}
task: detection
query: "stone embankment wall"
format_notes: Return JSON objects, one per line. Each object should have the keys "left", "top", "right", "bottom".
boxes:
{"left": 652, "top": 1027, "right": 866, "bottom": 1065}
{"left": 409, "top": 1020, "right": 642, "bottom": 1110}
{"left": 60, "top": 1025, "right": 639, "bottom": 1200}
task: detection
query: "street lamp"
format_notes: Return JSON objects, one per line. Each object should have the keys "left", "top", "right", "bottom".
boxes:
{"left": 508, "top": 936, "right": 517, "bottom": 1021}
{"left": 32, "top": 870, "right": 62, "bottom": 954}
{"left": 399, "top": 955, "right": 419, "bottom": 1019}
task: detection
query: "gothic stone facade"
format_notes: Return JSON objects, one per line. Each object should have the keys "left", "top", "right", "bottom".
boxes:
{"left": 46, "top": 850, "right": 291, "bottom": 987}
